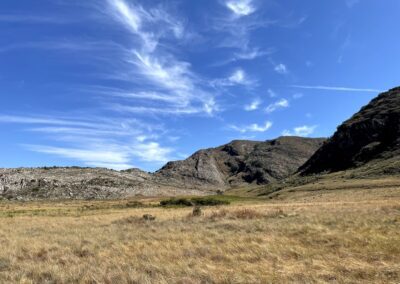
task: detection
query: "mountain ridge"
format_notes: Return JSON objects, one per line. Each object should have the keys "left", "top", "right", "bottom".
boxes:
{"left": 300, "top": 86, "right": 400, "bottom": 175}
{"left": 2, "top": 85, "right": 400, "bottom": 200}
{"left": 0, "top": 136, "right": 325, "bottom": 200}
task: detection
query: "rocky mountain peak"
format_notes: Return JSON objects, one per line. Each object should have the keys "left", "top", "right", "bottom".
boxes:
{"left": 300, "top": 87, "right": 400, "bottom": 175}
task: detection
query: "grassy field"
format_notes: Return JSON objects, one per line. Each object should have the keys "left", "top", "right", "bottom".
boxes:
{"left": 0, "top": 178, "right": 399, "bottom": 283}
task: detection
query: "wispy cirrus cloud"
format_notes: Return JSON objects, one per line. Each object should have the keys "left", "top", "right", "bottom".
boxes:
{"left": 244, "top": 99, "right": 262, "bottom": 111}
{"left": 282, "top": 125, "right": 317, "bottom": 137}
{"left": 211, "top": 47, "right": 273, "bottom": 67}
{"left": 228, "top": 69, "right": 248, "bottom": 84}
{"left": 0, "top": 114, "right": 173, "bottom": 170}
{"left": 25, "top": 144, "right": 135, "bottom": 170}
{"left": 110, "top": 103, "right": 216, "bottom": 116}
{"left": 0, "top": 0, "right": 223, "bottom": 170}
{"left": 104, "top": 0, "right": 218, "bottom": 116}
{"left": 229, "top": 121, "right": 273, "bottom": 133}
{"left": 0, "top": 14, "right": 71, "bottom": 24}
{"left": 225, "top": 0, "right": 256, "bottom": 17}
{"left": 291, "top": 85, "right": 382, "bottom": 93}
{"left": 234, "top": 47, "right": 271, "bottom": 61}
{"left": 212, "top": 68, "right": 256, "bottom": 88}
{"left": 265, "top": 99, "right": 289, "bottom": 113}
{"left": 274, "top": 63, "right": 288, "bottom": 74}
{"left": 0, "top": 40, "right": 125, "bottom": 56}
{"left": 213, "top": 0, "right": 274, "bottom": 66}
{"left": 0, "top": 115, "right": 103, "bottom": 128}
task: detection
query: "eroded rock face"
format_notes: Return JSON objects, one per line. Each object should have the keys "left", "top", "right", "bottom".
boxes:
{"left": 155, "top": 140, "right": 259, "bottom": 188}
{"left": 300, "top": 87, "right": 400, "bottom": 175}
{"left": 156, "top": 137, "right": 325, "bottom": 189}
{"left": 0, "top": 167, "right": 208, "bottom": 200}
{"left": 241, "top": 137, "right": 326, "bottom": 183}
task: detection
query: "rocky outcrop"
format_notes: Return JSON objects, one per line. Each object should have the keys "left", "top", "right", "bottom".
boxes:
{"left": 300, "top": 87, "right": 400, "bottom": 175}
{"left": 156, "top": 137, "right": 325, "bottom": 189}
{"left": 0, "top": 167, "right": 208, "bottom": 200}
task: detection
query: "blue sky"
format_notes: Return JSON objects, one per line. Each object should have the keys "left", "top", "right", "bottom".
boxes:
{"left": 0, "top": 0, "right": 399, "bottom": 171}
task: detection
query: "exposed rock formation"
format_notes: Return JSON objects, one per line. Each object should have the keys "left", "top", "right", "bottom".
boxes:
{"left": 0, "top": 167, "right": 208, "bottom": 200}
{"left": 300, "top": 87, "right": 400, "bottom": 175}
{"left": 156, "top": 137, "right": 325, "bottom": 189}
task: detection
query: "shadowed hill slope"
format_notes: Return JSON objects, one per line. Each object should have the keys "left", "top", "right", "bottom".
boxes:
{"left": 156, "top": 136, "right": 325, "bottom": 189}
{"left": 300, "top": 87, "right": 400, "bottom": 175}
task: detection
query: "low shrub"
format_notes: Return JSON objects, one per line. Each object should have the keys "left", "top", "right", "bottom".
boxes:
{"left": 191, "top": 197, "right": 230, "bottom": 206}
{"left": 192, "top": 206, "right": 202, "bottom": 217}
{"left": 142, "top": 214, "right": 156, "bottom": 221}
{"left": 160, "top": 198, "right": 193, "bottom": 207}
{"left": 160, "top": 197, "right": 230, "bottom": 207}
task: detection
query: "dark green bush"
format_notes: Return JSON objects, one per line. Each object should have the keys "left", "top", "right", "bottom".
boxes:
{"left": 160, "top": 197, "right": 230, "bottom": 207}
{"left": 191, "top": 197, "right": 230, "bottom": 206}
{"left": 160, "top": 198, "right": 194, "bottom": 207}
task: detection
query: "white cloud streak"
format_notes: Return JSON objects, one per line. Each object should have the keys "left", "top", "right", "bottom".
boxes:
{"left": 229, "top": 69, "right": 246, "bottom": 84}
{"left": 225, "top": 0, "right": 256, "bottom": 17}
{"left": 212, "top": 68, "right": 256, "bottom": 87}
{"left": 244, "top": 99, "right": 261, "bottom": 111}
{"left": 105, "top": 0, "right": 218, "bottom": 116}
{"left": 234, "top": 47, "right": 270, "bottom": 61}
{"left": 282, "top": 125, "right": 317, "bottom": 137}
{"left": 0, "top": 14, "right": 71, "bottom": 24}
{"left": 229, "top": 121, "right": 273, "bottom": 133}
{"left": 214, "top": 0, "right": 273, "bottom": 67}
{"left": 1, "top": 114, "right": 173, "bottom": 170}
{"left": 265, "top": 99, "right": 289, "bottom": 113}
{"left": 291, "top": 85, "right": 382, "bottom": 93}
{"left": 274, "top": 63, "right": 288, "bottom": 74}
{"left": 26, "top": 145, "right": 132, "bottom": 166}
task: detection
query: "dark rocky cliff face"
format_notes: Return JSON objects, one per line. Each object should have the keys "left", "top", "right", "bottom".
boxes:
{"left": 156, "top": 137, "right": 325, "bottom": 188}
{"left": 300, "top": 87, "right": 400, "bottom": 175}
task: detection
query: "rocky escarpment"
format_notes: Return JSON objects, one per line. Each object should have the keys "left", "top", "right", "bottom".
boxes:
{"left": 156, "top": 137, "right": 325, "bottom": 189}
{"left": 300, "top": 87, "right": 400, "bottom": 175}
{"left": 0, "top": 167, "right": 208, "bottom": 200}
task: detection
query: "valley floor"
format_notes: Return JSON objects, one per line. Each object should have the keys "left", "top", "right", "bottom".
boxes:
{"left": 0, "top": 179, "right": 399, "bottom": 283}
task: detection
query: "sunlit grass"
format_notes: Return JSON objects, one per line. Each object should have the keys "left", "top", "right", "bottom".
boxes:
{"left": 0, "top": 191, "right": 399, "bottom": 283}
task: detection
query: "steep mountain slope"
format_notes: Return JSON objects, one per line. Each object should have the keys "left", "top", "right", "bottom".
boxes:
{"left": 156, "top": 136, "right": 325, "bottom": 189}
{"left": 300, "top": 87, "right": 400, "bottom": 175}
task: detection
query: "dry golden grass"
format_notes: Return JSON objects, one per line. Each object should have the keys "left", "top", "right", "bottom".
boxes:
{"left": 0, "top": 183, "right": 399, "bottom": 283}
{"left": 235, "top": 176, "right": 400, "bottom": 202}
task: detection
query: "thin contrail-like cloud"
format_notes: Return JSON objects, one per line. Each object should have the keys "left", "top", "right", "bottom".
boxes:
{"left": 291, "top": 85, "right": 383, "bottom": 93}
